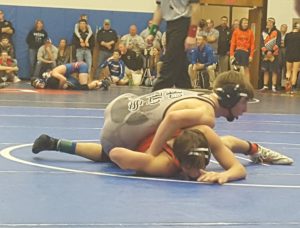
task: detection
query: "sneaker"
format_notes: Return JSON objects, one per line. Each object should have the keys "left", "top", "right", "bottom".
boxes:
{"left": 13, "top": 76, "right": 21, "bottom": 83}
{"left": 259, "top": 87, "right": 268, "bottom": 92}
{"left": 32, "top": 134, "right": 58, "bottom": 154}
{"left": 250, "top": 145, "right": 294, "bottom": 165}
{"left": 272, "top": 86, "right": 277, "bottom": 93}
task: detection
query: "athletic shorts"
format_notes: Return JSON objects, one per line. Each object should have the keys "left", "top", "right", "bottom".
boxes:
{"left": 234, "top": 50, "right": 250, "bottom": 66}
{"left": 261, "top": 57, "right": 279, "bottom": 73}
{"left": 66, "top": 77, "right": 81, "bottom": 90}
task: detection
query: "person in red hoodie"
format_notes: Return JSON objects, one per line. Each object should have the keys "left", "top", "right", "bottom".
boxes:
{"left": 260, "top": 18, "right": 281, "bottom": 93}
{"left": 230, "top": 18, "right": 255, "bottom": 82}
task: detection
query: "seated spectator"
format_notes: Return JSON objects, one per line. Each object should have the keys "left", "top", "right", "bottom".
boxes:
{"left": 31, "top": 61, "right": 109, "bottom": 90}
{"left": 0, "top": 10, "right": 15, "bottom": 45}
{"left": 0, "top": 50, "right": 20, "bottom": 83}
{"left": 187, "top": 35, "right": 217, "bottom": 88}
{"left": 100, "top": 50, "right": 128, "bottom": 85}
{"left": 118, "top": 41, "right": 143, "bottom": 72}
{"left": 56, "top": 38, "right": 71, "bottom": 65}
{"left": 74, "top": 14, "right": 93, "bottom": 48}
{"left": 33, "top": 38, "right": 58, "bottom": 78}
{"left": 95, "top": 19, "right": 118, "bottom": 79}
{"left": 0, "top": 35, "right": 15, "bottom": 59}
{"left": 142, "top": 47, "right": 161, "bottom": 86}
{"left": 140, "top": 19, "right": 162, "bottom": 49}
{"left": 26, "top": 19, "right": 48, "bottom": 77}
{"left": 72, "top": 19, "right": 94, "bottom": 72}
{"left": 121, "top": 24, "right": 146, "bottom": 56}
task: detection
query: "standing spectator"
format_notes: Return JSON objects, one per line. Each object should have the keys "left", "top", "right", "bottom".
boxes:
{"left": 100, "top": 50, "right": 127, "bottom": 85}
{"left": 231, "top": 19, "right": 240, "bottom": 32}
{"left": 147, "top": 0, "right": 202, "bottom": 91}
{"left": 74, "top": 14, "right": 93, "bottom": 49}
{"left": 0, "top": 10, "right": 15, "bottom": 44}
{"left": 216, "top": 16, "right": 231, "bottom": 73}
{"left": 285, "top": 22, "right": 300, "bottom": 93}
{"left": 95, "top": 19, "right": 118, "bottom": 79}
{"left": 230, "top": 18, "right": 255, "bottom": 82}
{"left": 33, "top": 38, "right": 58, "bottom": 78}
{"left": 26, "top": 19, "right": 48, "bottom": 76}
{"left": 121, "top": 24, "right": 146, "bottom": 56}
{"left": 0, "top": 50, "right": 20, "bottom": 83}
{"left": 140, "top": 19, "right": 162, "bottom": 49}
{"left": 260, "top": 17, "right": 281, "bottom": 92}
{"left": 187, "top": 35, "right": 216, "bottom": 88}
{"left": 56, "top": 38, "right": 71, "bottom": 66}
{"left": 0, "top": 35, "right": 15, "bottom": 59}
{"left": 72, "top": 19, "right": 94, "bottom": 72}
{"left": 279, "top": 24, "right": 288, "bottom": 88}
{"left": 198, "top": 19, "right": 219, "bottom": 57}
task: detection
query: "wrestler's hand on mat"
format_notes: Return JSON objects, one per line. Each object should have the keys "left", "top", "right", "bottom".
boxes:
{"left": 185, "top": 36, "right": 196, "bottom": 50}
{"left": 197, "top": 169, "right": 229, "bottom": 185}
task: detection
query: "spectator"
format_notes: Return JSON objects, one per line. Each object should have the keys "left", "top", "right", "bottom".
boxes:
{"left": 0, "top": 35, "right": 15, "bottom": 59}
{"left": 215, "top": 16, "right": 231, "bottom": 73}
{"left": 140, "top": 19, "right": 162, "bottom": 49}
{"left": 100, "top": 50, "right": 127, "bottom": 85}
{"left": 198, "top": 19, "right": 219, "bottom": 57}
{"left": 56, "top": 38, "right": 71, "bottom": 66}
{"left": 95, "top": 19, "right": 118, "bottom": 79}
{"left": 72, "top": 19, "right": 94, "bottom": 72}
{"left": 0, "top": 50, "right": 20, "bottom": 83}
{"left": 0, "top": 10, "right": 15, "bottom": 44}
{"left": 33, "top": 38, "right": 58, "bottom": 78}
{"left": 26, "top": 19, "right": 48, "bottom": 76}
{"left": 260, "top": 17, "right": 281, "bottom": 92}
{"left": 230, "top": 18, "right": 255, "bottom": 82}
{"left": 74, "top": 14, "right": 93, "bottom": 48}
{"left": 231, "top": 19, "right": 240, "bottom": 32}
{"left": 118, "top": 41, "right": 143, "bottom": 72}
{"left": 187, "top": 35, "right": 216, "bottom": 88}
{"left": 121, "top": 24, "right": 146, "bottom": 56}
{"left": 285, "top": 22, "right": 300, "bottom": 93}
{"left": 279, "top": 24, "right": 288, "bottom": 87}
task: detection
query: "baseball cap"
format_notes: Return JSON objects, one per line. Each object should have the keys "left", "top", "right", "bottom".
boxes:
{"left": 45, "top": 38, "right": 52, "bottom": 43}
{"left": 103, "top": 19, "right": 111, "bottom": 24}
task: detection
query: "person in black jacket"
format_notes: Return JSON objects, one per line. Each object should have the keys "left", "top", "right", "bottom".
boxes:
{"left": 72, "top": 19, "right": 94, "bottom": 73}
{"left": 26, "top": 19, "right": 48, "bottom": 76}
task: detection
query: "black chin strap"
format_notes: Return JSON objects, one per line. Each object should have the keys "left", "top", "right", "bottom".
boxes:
{"left": 226, "top": 108, "right": 238, "bottom": 122}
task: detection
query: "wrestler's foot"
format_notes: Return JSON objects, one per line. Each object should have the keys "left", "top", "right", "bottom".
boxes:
{"left": 32, "top": 134, "right": 58, "bottom": 154}
{"left": 100, "top": 78, "right": 110, "bottom": 91}
{"left": 250, "top": 145, "right": 293, "bottom": 165}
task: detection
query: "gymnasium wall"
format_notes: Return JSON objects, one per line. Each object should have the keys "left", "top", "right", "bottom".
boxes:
{"left": 0, "top": 1, "right": 157, "bottom": 79}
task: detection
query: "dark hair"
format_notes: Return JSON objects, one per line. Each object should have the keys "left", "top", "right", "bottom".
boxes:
{"left": 173, "top": 129, "right": 210, "bottom": 169}
{"left": 239, "top": 18, "right": 248, "bottom": 30}
{"left": 213, "top": 70, "right": 254, "bottom": 101}
{"left": 45, "top": 77, "right": 60, "bottom": 89}
{"left": 78, "top": 19, "right": 87, "bottom": 24}
{"left": 221, "top": 16, "right": 228, "bottom": 20}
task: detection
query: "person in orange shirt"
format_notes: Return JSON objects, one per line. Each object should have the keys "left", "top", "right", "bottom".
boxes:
{"left": 230, "top": 18, "right": 255, "bottom": 81}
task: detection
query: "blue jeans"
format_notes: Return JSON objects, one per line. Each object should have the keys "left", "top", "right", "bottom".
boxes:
{"left": 76, "top": 48, "right": 92, "bottom": 72}
{"left": 28, "top": 49, "right": 38, "bottom": 77}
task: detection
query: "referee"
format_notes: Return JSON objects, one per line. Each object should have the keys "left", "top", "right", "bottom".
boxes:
{"left": 147, "top": 0, "right": 202, "bottom": 91}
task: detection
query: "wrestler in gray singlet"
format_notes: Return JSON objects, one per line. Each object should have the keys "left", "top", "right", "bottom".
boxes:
{"left": 100, "top": 88, "right": 215, "bottom": 154}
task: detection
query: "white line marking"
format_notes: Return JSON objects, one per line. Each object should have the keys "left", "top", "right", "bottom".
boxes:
{"left": 235, "top": 155, "right": 270, "bottom": 167}
{"left": 0, "top": 126, "right": 101, "bottom": 130}
{"left": 0, "top": 222, "right": 300, "bottom": 227}
{"left": 1, "top": 144, "right": 299, "bottom": 189}
{"left": 0, "top": 99, "right": 109, "bottom": 105}
{"left": 0, "top": 114, "right": 103, "bottom": 118}
{"left": 0, "top": 106, "right": 106, "bottom": 111}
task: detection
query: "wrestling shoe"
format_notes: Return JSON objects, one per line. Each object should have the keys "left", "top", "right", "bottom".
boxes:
{"left": 250, "top": 144, "right": 294, "bottom": 165}
{"left": 32, "top": 134, "right": 58, "bottom": 154}
{"left": 100, "top": 78, "right": 110, "bottom": 90}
